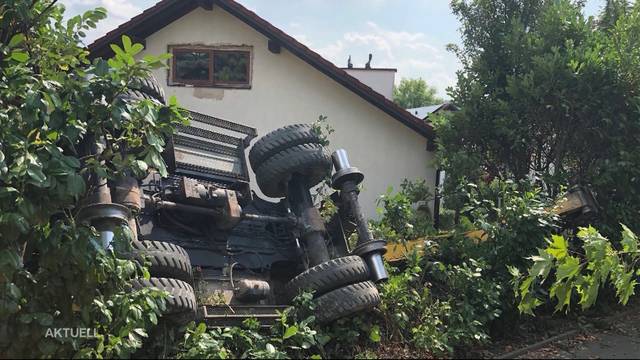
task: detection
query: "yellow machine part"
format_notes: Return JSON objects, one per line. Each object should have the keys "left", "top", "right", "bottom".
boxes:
{"left": 384, "top": 230, "right": 487, "bottom": 263}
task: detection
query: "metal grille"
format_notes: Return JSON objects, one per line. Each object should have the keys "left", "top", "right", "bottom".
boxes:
{"left": 166, "top": 111, "right": 256, "bottom": 183}
{"left": 176, "top": 124, "right": 243, "bottom": 147}
{"left": 188, "top": 111, "right": 257, "bottom": 139}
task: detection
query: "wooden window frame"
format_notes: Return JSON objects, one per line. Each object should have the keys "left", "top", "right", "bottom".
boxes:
{"left": 169, "top": 45, "right": 252, "bottom": 89}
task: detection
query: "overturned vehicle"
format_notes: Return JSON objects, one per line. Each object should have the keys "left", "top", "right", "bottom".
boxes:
{"left": 79, "top": 84, "right": 388, "bottom": 326}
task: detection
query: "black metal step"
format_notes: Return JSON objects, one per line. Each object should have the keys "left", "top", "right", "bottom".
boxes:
{"left": 199, "top": 304, "right": 289, "bottom": 328}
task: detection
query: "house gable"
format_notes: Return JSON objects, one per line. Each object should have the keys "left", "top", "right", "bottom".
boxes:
{"left": 88, "top": 0, "right": 434, "bottom": 140}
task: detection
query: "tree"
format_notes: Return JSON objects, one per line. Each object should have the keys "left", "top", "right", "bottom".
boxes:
{"left": 392, "top": 78, "right": 443, "bottom": 109}
{"left": 0, "top": 1, "right": 186, "bottom": 357}
{"left": 598, "top": 0, "right": 630, "bottom": 31}
{"left": 435, "top": 0, "right": 640, "bottom": 235}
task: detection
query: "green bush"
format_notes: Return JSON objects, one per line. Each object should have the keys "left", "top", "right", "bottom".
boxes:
{"left": 0, "top": 1, "right": 185, "bottom": 357}
{"left": 440, "top": 179, "right": 560, "bottom": 277}
{"left": 376, "top": 251, "right": 502, "bottom": 356}
{"left": 437, "top": 0, "right": 640, "bottom": 238}
{"left": 370, "top": 179, "right": 436, "bottom": 243}
{"left": 176, "top": 293, "right": 327, "bottom": 359}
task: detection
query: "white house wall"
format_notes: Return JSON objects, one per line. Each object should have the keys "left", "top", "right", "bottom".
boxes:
{"left": 141, "top": 6, "right": 436, "bottom": 218}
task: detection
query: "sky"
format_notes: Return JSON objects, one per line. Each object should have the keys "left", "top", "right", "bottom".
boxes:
{"left": 60, "top": 0, "right": 608, "bottom": 98}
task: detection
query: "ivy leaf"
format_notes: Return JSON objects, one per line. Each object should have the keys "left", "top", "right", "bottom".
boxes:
{"left": 546, "top": 234, "right": 568, "bottom": 260}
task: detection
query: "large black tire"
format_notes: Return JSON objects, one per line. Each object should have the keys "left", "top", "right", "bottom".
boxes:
{"left": 284, "top": 256, "right": 369, "bottom": 302}
{"left": 130, "top": 240, "right": 193, "bottom": 283}
{"left": 123, "top": 75, "right": 166, "bottom": 104}
{"left": 313, "top": 281, "right": 380, "bottom": 324}
{"left": 254, "top": 143, "right": 332, "bottom": 198}
{"left": 249, "top": 124, "right": 323, "bottom": 171}
{"left": 132, "top": 277, "right": 196, "bottom": 316}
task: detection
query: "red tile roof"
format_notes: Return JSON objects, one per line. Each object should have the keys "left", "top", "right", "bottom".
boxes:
{"left": 88, "top": 0, "right": 435, "bottom": 139}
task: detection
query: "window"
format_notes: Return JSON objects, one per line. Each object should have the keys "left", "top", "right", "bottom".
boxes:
{"left": 173, "top": 49, "right": 212, "bottom": 85}
{"left": 170, "top": 46, "right": 251, "bottom": 88}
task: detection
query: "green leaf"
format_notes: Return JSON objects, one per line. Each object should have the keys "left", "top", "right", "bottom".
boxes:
{"left": 519, "top": 276, "right": 534, "bottom": 297}
{"left": 61, "top": 156, "right": 81, "bottom": 169}
{"left": 8, "top": 33, "right": 25, "bottom": 48}
{"left": 145, "top": 131, "right": 165, "bottom": 152}
{"left": 528, "top": 248, "right": 554, "bottom": 279}
{"left": 577, "top": 275, "right": 600, "bottom": 310}
{"left": 283, "top": 326, "right": 298, "bottom": 340}
{"left": 131, "top": 43, "right": 144, "bottom": 56}
{"left": 546, "top": 234, "right": 568, "bottom": 260}
{"left": 122, "top": 35, "right": 132, "bottom": 52}
{"left": 620, "top": 224, "right": 638, "bottom": 253}
{"left": 10, "top": 51, "right": 29, "bottom": 62}
{"left": 369, "top": 325, "right": 382, "bottom": 343}
{"left": 26, "top": 165, "right": 47, "bottom": 186}
{"left": 556, "top": 256, "right": 581, "bottom": 281}
{"left": 110, "top": 44, "right": 126, "bottom": 58}
{"left": 613, "top": 269, "right": 637, "bottom": 305}
{"left": 551, "top": 280, "right": 573, "bottom": 312}
{"left": 94, "top": 58, "right": 110, "bottom": 76}
{"left": 133, "top": 328, "right": 148, "bottom": 338}
{"left": 144, "top": 150, "right": 168, "bottom": 177}
{"left": 507, "top": 265, "right": 521, "bottom": 278}
{"left": 67, "top": 173, "right": 86, "bottom": 196}
{"left": 134, "top": 160, "right": 148, "bottom": 173}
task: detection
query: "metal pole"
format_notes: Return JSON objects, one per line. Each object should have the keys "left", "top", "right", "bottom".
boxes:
{"left": 331, "top": 149, "right": 388, "bottom": 283}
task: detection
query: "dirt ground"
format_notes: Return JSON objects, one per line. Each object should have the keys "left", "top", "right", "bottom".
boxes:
{"left": 516, "top": 307, "right": 640, "bottom": 359}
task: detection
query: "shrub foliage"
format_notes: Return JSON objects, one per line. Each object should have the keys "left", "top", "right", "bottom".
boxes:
{"left": 0, "top": 1, "right": 185, "bottom": 357}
